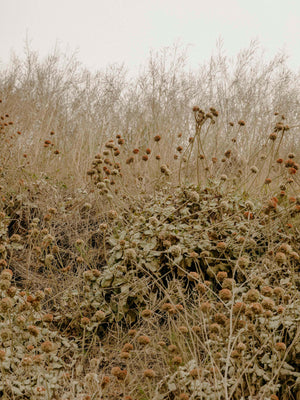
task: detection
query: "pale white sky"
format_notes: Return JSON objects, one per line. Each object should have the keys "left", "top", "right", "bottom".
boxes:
{"left": 1, "top": 0, "right": 300, "bottom": 72}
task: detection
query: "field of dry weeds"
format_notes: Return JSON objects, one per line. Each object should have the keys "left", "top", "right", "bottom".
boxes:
{"left": 0, "top": 43, "right": 299, "bottom": 399}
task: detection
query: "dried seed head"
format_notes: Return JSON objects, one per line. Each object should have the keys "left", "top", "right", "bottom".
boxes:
{"left": 192, "top": 325, "right": 202, "bottom": 334}
{"left": 237, "top": 256, "right": 250, "bottom": 268}
{"left": 81, "top": 317, "right": 90, "bottom": 325}
{"left": 178, "top": 325, "right": 189, "bottom": 334}
{"left": 0, "top": 269, "right": 13, "bottom": 281}
{"left": 275, "top": 252, "right": 287, "bottom": 264}
{"left": 233, "top": 302, "right": 246, "bottom": 314}
{"left": 261, "top": 298, "right": 275, "bottom": 310}
{"left": 219, "top": 288, "right": 232, "bottom": 301}
{"left": 173, "top": 356, "right": 183, "bottom": 365}
{"left": 42, "top": 313, "right": 54, "bottom": 323}
{"left": 168, "top": 344, "right": 178, "bottom": 353}
{"left": 222, "top": 278, "right": 234, "bottom": 290}
{"left": 214, "top": 313, "right": 228, "bottom": 325}
{"left": 41, "top": 341, "right": 55, "bottom": 353}
{"left": 189, "top": 368, "right": 202, "bottom": 378}
{"left": 260, "top": 286, "right": 273, "bottom": 297}
{"left": 249, "top": 302, "right": 263, "bottom": 315}
{"left": 275, "top": 342, "right": 286, "bottom": 352}
{"left": 122, "top": 343, "right": 133, "bottom": 352}
{"left": 273, "top": 287, "right": 284, "bottom": 298}
{"left": 216, "top": 271, "right": 227, "bottom": 282}
{"left": 245, "top": 289, "right": 259, "bottom": 302}
{"left": 137, "top": 335, "right": 150, "bottom": 345}
{"left": 120, "top": 351, "right": 130, "bottom": 359}
{"left": 141, "top": 309, "right": 153, "bottom": 318}
{"left": 143, "top": 369, "right": 156, "bottom": 378}
{"left": 217, "top": 241, "right": 227, "bottom": 250}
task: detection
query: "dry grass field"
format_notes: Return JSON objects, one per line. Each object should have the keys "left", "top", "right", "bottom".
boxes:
{"left": 0, "top": 43, "right": 299, "bottom": 399}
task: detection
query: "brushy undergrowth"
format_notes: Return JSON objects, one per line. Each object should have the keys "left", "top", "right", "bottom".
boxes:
{"left": 0, "top": 44, "right": 300, "bottom": 400}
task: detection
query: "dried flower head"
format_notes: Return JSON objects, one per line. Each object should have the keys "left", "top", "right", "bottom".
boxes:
{"left": 178, "top": 325, "right": 189, "bottom": 334}
{"left": 144, "top": 369, "right": 156, "bottom": 378}
{"left": 249, "top": 302, "right": 263, "bottom": 315}
{"left": 245, "top": 289, "right": 259, "bottom": 302}
{"left": 120, "top": 351, "right": 130, "bottom": 359}
{"left": 122, "top": 343, "right": 133, "bottom": 352}
{"left": 141, "top": 309, "right": 153, "bottom": 318}
{"left": 275, "top": 342, "right": 286, "bottom": 352}
{"left": 219, "top": 288, "right": 232, "bottom": 301}
{"left": 189, "top": 368, "right": 202, "bottom": 378}
{"left": 262, "top": 298, "right": 275, "bottom": 310}
{"left": 275, "top": 252, "right": 287, "bottom": 264}
{"left": 137, "top": 335, "right": 150, "bottom": 345}
{"left": 41, "top": 341, "right": 55, "bottom": 353}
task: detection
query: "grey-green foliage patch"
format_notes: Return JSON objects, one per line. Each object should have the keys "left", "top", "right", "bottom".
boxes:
{"left": 0, "top": 284, "right": 78, "bottom": 399}
{"left": 59, "top": 184, "right": 299, "bottom": 329}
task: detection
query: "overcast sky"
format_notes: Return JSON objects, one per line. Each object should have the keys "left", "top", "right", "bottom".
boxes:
{"left": 1, "top": 0, "right": 300, "bottom": 73}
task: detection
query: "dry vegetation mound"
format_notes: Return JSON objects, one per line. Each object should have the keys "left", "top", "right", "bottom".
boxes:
{"left": 0, "top": 44, "right": 300, "bottom": 399}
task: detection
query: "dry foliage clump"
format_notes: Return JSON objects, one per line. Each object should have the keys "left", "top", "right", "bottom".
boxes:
{"left": 0, "top": 44, "right": 300, "bottom": 399}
